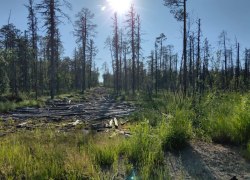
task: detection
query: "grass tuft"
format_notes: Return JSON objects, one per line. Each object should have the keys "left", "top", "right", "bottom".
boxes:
{"left": 161, "top": 110, "right": 193, "bottom": 150}
{"left": 90, "top": 145, "right": 116, "bottom": 169}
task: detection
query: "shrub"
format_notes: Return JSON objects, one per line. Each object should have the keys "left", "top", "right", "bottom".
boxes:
{"left": 161, "top": 109, "right": 193, "bottom": 150}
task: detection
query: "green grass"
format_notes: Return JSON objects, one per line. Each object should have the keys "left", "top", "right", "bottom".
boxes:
{"left": 91, "top": 145, "right": 116, "bottom": 169}
{"left": 0, "top": 130, "right": 99, "bottom": 179}
{"left": 122, "top": 122, "right": 166, "bottom": 179}
{"left": 161, "top": 109, "right": 193, "bottom": 150}
{"left": 198, "top": 92, "right": 250, "bottom": 144}
{"left": 129, "top": 90, "right": 250, "bottom": 159}
{"left": 120, "top": 90, "right": 195, "bottom": 178}
{"left": 0, "top": 90, "right": 88, "bottom": 113}
{"left": 0, "top": 100, "right": 44, "bottom": 113}
{"left": 0, "top": 122, "right": 171, "bottom": 179}
{"left": 0, "top": 90, "right": 249, "bottom": 179}
{"left": 0, "top": 92, "right": 45, "bottom": 113}
{"left": 56, "top": 91, "right": 86, "bottom": 102}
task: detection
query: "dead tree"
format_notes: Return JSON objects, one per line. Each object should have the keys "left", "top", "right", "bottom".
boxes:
{"left": 164, "top": 0, "right": 188, "bottom": 95}
{"left": 126, "top": 4, "right": 136, "bottom": 95}
{"left": 113, "top": 13, "right": 119, "bottom": 94}
{"left": 25, "top": 0, "right": 38, "bottom": 99}
{"left": 196, "top": 19, "right": 201, "bottom": 93}
{"left": 136, "top": 14, "right": 142, "bottom": 90}
{"left": 74, "top": 8, "right": 96, "bottom": 94}
{"left": 219, "top": 30, "right": 229, "bottom": 89}
{"left": 36, "top": 0, "right": 71, "bottom": 99}
{"left": 235, "top": 42, "right": 240, "bottom": 90}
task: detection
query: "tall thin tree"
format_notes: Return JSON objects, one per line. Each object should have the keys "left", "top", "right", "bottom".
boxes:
{"left": 36, "top": 0, "right": 71, "bottom": 99}
{"left": 26, "top": 0, "right": 38, "bottom": 99}
{"left": 164, "top": 0, "right": 188, "bottom": 95}
{"left": 74, "top": 8, "right": 96, "bottom": 94}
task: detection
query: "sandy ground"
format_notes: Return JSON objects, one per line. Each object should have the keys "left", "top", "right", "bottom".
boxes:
{"left": 166, "top": 140, "right": 250, "bottom": 180}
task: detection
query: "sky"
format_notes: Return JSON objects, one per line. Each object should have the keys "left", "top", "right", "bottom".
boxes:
{"left": 1, "top": 0, "right": 250, "bottom": 77}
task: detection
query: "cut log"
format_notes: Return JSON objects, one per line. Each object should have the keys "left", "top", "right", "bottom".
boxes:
{"left": 109, "top": 119, "right": 113, "bottom": 127}
{"left": 114, "top": 118, "right": 119, "bottom": 129}
{"left": 16, "top": 122, "right": 28, "bottom": 128}
{"left": 4, "top": 87, "right": 136, "bottom": 132}
{"left": 72, "top": 120, "right": 81, "bottom": 126}
{"left": 120, "top": 120, "right": 129, "bottom": 125}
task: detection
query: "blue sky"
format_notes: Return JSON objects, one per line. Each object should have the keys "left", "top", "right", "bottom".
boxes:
{"left": 1, "top": 0, "right": 250, "bottom": 75}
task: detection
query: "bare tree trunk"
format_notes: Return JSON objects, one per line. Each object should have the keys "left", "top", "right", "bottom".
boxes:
{"left": 136, "top": 15, "right": 141, "bottom": 91}
{"left": 49, "top": 0, "right": 56, "bottom": 99}
{"left": 114, "top": 13, "right": 119, "bottom": 94}
{"left": 131, "top": 14, "right": 136, "bottom": 95}
{"left": 82, "top": 14, "right": 87, "bottom": 94}
{"left": 183, "top": 0, "right": 187, "bottom": 95}
{"left": 124, "top": 45, "right": 128, "bottom": 92}
{"left": 223, "top": 33, "right": 227, "bottom": 89}
{"left": 155, "top": 42, "right": 158, "bottom": 94}
{"left": 196, "top": 19, "right": 201, "bottom": 94}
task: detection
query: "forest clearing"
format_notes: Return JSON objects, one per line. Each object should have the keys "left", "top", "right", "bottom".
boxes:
{"left": 0, "top": 88, "right": 250, "bottom": 179}
{"left": 1, "top": 0, "right": 250, "bottom": 179}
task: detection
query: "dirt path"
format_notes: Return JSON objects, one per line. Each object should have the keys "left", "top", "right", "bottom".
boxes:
{"left": 166, "top": 140, "right": 250, "bottom": 180}
{"left": 0, "top": 87, "right": 135, "bottom": 135}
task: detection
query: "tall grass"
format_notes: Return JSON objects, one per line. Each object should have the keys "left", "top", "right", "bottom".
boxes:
{"left": 0, "top": 123, "right": 171, "bottom": 179}
{"left": 1, "top": 91, "right": 249, "bottom": 178}
{"left": 0, "top": 130, "right": 98, "bottom": 179}
{"left": 122, "top": 123, "right": 166, "bottom": 179}
{"left": 121, "top": 91, "right": 195, "bottom": 178}
{"left": 199, "top": 92, "right": 250, "bottom": 144}
{"left": 0, "top": 100, "right": 43, "bottom": 113}
{"left": 160, "top": 109, "right": 193, "bottom": 150}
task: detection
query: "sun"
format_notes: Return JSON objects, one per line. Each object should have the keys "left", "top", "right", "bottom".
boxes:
{"left": 107, "top": 0, "right": 132, "bottom": 14}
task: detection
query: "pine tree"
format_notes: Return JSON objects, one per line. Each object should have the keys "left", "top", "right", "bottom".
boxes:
{"left": 36, "top": 0, "right": 71, "bottom": 99}
{"left": 74, "top": 8, "right": 96, "bottom": 94}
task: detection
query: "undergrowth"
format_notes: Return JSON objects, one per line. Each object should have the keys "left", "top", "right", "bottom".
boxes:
{"left": 0, "top": 130, "right": 97, "bottom": 179}
{"left": 0, "top": 90, "right": 249, "bottom": 179}
{"left": 246, "top": 142, "right": 250, "bottom": 161}
{"left": 0, "top": 100, "right": 43, "bottom": 113}
{"left": 198, "top": 92, "right": 250, "bottom": 144}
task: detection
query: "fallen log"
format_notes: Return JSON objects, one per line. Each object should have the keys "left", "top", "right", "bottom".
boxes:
{"left": 91, "top": 122, "right": 105, "bottom": 130}
{"left": 16, "top": 122, "right": 28, "bottom": 128}
{"left": 114, "top": 117, "right": 119, "bottom": 129}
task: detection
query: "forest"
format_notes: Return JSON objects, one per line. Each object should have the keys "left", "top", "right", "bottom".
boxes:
{"left": 0, "top": 0, "right": 250, "bottom": 179}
